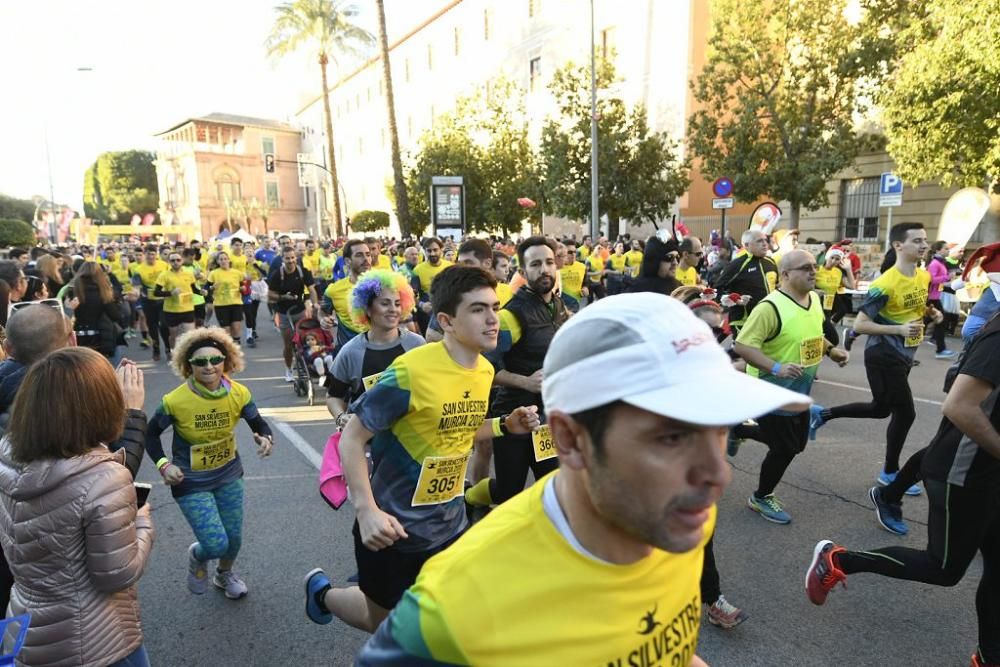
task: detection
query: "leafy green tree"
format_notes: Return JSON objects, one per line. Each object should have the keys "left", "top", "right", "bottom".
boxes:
{"left": 0, "top": 194, "right": 36, "bottom": 224}
{"left": 82, "top": 151, "right": 159, "bottom": 223}
{"left": 404, "top": 79, "right": 540, "bottom": 237}
{"left": 541, "top": 58, "right": 688, "bottom": 240}
{"left": 0, "top": 219, "right": 36, "bottom": 247}
{"left": 872, "top": 0, "right": 999, "bottom": 189}
{"left": 266, "top": 0, "right": 374, "bottom": 238}
{"left": 351, "top": 209, "right": 390, "bottom": 233}
{"left": 687, "top": 0, "right": 875, "bottom": 228}
{"left": 374, "top": 0, "right": 411, "bottom": 236}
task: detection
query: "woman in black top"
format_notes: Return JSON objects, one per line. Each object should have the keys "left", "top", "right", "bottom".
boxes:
{"left": 65, "top": 262, "right": 127, "bottom": 364}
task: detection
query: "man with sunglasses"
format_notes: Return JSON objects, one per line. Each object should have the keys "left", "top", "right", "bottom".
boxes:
{"left": 155, "top": 252, "right": 199, "bottom": 354}
{"left": 733, "top": 250, "right": 849, "bottom": 524}
{"left": 714, "top": 229, "right": 779, "bottom": 334}
{"left": 676, "top": 237, "right": 704, "bottom": 286}
{"left": 267, "top": 246, "right": 319, "bottom": 383}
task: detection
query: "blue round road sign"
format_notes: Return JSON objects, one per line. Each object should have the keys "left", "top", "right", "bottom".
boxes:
{"left": 713, "top": 177, "right": 733, "bottom": 198}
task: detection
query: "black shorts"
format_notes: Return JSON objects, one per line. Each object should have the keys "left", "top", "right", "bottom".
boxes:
{"left": 194, "top": 304, "right": 206, "bottom": 321}
{"left": 163, "top": 310, "right": 195, "bottom": 328}
{"left": 215, "top": 304, "right": 243, "bottom": 326}
{"left": 352, "top": 521, "right": 462, "bottom": 610}
{"left": 757, "top": 411, "right": 810, "bottom": 458}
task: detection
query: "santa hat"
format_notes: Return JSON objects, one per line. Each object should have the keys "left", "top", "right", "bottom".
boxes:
{"left": 686, "top": 287, "right": 722, "bottom": 312}
{"left": 721, "top": 292, "right": 752, "bottom": 308}
{"left": 962, "top": 242, "right": 1000, "bottom": 281}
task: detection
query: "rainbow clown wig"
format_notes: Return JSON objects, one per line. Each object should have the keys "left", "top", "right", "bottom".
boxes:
{"left": 350, "top": 269, "right": 416, "bottom": 326}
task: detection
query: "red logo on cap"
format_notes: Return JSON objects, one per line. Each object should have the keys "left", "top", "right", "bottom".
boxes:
{"left": 671, "top": 331, "right": 712, "bottom": 354}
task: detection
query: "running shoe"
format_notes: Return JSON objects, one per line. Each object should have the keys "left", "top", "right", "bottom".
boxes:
{"left": 304, "top": 568, "right": 333, "bottom": 625}
{"left": 726, "top": 428, "right": 743, "bottom": 457}
{"left": 187, "top": 543, "right": 208, "bottom": 595}
{"left": 213, "top": 570, "right": 248, "bottom": 599}
{"left": 284, "top": 368, "right": 294, "bottom": 383}
{"left": 876, "top": 469, "right": 922, "bottom": 496}
{"left": 808, "top": 404, "right": 826, "bottom": 441}
{"left": 805, "top": 539, "right": 847, "bottom": 606}
{"left": 935, "top": 349, "right": 957, "bottom": 360}
{"left": 843, "top": 329, "right": 857, "bottom": 351}
{"left": 706, "top": 595, "right": 749, "bottom": 629}
{"left": 869, "top": 486, "right": 908, "bottom": 536}
{"left": 971, "top": 649, "right": 1000, "bottom": 667}
{"left": 139, "top": 336, "right": 151, "bottom": 349}
{"left": 152, "top": 351, "right": 161, "bottom": 362}
{"left": 747, "top": 493, "right": 791, "bottom": 524}
{"left": 246, "top": 336, "right": 256, "bottom": 348}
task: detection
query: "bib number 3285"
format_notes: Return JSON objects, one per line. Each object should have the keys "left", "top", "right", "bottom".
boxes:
{"left": 411, "top": 452, "right": 470, "bottom": 506}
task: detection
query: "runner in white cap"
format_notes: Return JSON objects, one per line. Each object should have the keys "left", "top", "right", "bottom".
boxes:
{"left": 353, "top": 292, "right": 809, "bottom": 665}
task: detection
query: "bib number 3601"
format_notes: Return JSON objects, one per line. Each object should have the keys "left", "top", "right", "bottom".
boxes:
{"left": 411, "top": 452, "right": 470, "bottom": 506}
{"left": 532, "top": 425, "right": 557, "bottom": 462}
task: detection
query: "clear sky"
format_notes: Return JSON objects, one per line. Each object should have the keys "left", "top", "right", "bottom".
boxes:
{"left": 0, "top": 0, "right": 445, "bottom": 211}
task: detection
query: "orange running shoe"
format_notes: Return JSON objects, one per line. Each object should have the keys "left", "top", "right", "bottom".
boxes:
{"left": 805, "top": 540, "right": 847, "bottom": 605}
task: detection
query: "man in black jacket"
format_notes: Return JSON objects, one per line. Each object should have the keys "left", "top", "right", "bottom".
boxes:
{"left": 0, "top": 305, "right": 148, "bottom": 612}
{"left": 713, "top": 229, "right": 778, "bottom": 333}
{"left": 465, "top": 237, "right": 569, "bottom": 510}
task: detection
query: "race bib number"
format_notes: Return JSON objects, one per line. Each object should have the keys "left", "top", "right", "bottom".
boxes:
{"left": 190, "top": 437, "right": 236, "bottom": 472}
{"left": 361, "top": 373, "right": 382, "bottom": 391}
{"left": 411, "top": 452, "right": 470, "bottom": 506}
{"left": 799, "top": 336, "right": 824, "bottom": 367}
{"left": 905, "top": 325, "right": 924, "bottom": 348}
{"left": 531, "top": 425, "right": 557, "bottom": 462}
{"left": 823, "top": 293, "right": 835, "bottom": 311}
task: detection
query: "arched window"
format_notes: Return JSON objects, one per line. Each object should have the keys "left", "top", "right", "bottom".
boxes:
{"left": 214, "top": 165, "right": 242, "bottom": 204}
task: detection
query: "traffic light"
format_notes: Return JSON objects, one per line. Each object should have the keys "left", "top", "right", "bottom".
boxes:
{"left": 264, "top": 153, "right": 275, "bottom": 173}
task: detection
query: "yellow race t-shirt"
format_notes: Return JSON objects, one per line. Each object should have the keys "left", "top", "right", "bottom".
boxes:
{"left": 495, "top": 281, "right": 513, "bottom": 308}
{"left": 860, "top": 265, "right": 931, "bottom": 360}
{"left": 358, "top": 473, "right": 714, "bottom": 665}
{"left": 208, "top": 268, "right": 245, "bottom": 307}
{"left": 676, "top": 265, "right": 700, "bottom": 286}
{"left": 156, "top": 269, "right": 198, "bottom": 313}
{"left": 374, "top": 254, "right": 393, "bottom": 271}
{"left": 302, "top": 250, "right": 322, "bottom": 275}
{"left": 585, "top": 255, "right": 605, "bottom": 280}
{"left": 625, "top": 250, "right": 644, "bottom": 277}
{"left": 605, "top": 254, "right": 628, "bottom": 274}
{"left": 323, "top": 277, "right": 368, "bottom": 334}
{"left": 411, "top": 260, "right": 453, "bottom": 297}
{"left": 559, "top": 261, "right": 587, "bottom": 300}
{"left": 132, "top": 260, "right": 169, "bottom": 300}
{"left": 814, "top": 265, "right": 844, "bottom": 311}
{"left": 351, "top": 342, "right": 494, "bottom": 552}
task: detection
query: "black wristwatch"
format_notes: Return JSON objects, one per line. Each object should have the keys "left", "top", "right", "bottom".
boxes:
{"left": 498, "top": 414, "right": 511, "bottom": 436}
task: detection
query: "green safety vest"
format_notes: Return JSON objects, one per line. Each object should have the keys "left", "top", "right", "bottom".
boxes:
{"left": 748, "top": 289, "right": 825, "bottom": 383}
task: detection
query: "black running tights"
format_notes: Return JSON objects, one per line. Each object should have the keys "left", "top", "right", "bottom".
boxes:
{"left": 838, "top": 480, "right": 1000, "bottom": 663}
{"left": 825, "top": 349, "right": 915, "bottom": 473}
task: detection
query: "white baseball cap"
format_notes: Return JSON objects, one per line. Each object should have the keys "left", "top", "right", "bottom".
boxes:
{"left": 542, "top": 293, "right": 811, "bottom": 425}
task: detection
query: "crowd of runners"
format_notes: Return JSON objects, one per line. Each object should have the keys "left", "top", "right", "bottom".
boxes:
{"left": 0, "top": 223, "right": 995, "bottom": 665}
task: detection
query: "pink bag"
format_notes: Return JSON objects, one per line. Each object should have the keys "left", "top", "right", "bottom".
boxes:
{"left": 319, "top": 432, "right": 348, "bottom": 510}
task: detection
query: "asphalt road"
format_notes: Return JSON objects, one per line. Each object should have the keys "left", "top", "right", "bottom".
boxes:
{"left": 129, "top": 324, "right": 978, "bottom": 667}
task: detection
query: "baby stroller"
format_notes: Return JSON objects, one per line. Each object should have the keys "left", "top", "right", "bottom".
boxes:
{"left": 291, "top": 317, "right": 335, "bottom": 406}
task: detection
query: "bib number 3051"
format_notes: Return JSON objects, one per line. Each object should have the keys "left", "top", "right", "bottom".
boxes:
{"left": 532, "top": 425, "right": 557, "bottom": 462}
{"left": 411, "top": 452, "right": 470, "bottom": 506}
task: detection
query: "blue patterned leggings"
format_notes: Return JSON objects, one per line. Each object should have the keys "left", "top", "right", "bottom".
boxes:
{"left": 176, "top": 479, "right": 244, "bottom": 562}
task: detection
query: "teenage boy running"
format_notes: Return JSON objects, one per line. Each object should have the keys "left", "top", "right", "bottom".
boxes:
{"left": 302, "top": 266, "right": 539, "bottom": 632}
{"left": 810, "top": 223, "right": 941, "bottom": 494}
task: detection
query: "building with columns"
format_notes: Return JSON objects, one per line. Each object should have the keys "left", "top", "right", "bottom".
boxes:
{"left": 154, "top": 113, "right": 309, "bottom": 240}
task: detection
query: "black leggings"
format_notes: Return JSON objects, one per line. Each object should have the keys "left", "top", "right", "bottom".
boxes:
{"left": 700, "top": 535, "right": 721, "bottom": 602}
{"left": 243, "top": 300, "right": 260, "bottom": 331}
{"left": 490, "top": 432, "right": 559, "bottom": 504}
{"left": 882, "top": 446, "right": 926, "bottom": 503}
{"left": 824, "top": 348, "right": 915, "bottom": 473}
{"left": 838, "top": 479, "right": 1000, "bottom": 662}
{"left": 755, "top": 412, "right": 809, "bottom": 498}
{"left": 141, "top": 298, "right": 170, "bottom": 353}
{"left": 928, "top": 299, "right": 948, "bottom": 352}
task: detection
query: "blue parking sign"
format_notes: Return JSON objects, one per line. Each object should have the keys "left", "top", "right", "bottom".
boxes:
{"left": 880, "top": 172, "right": 903, "bottom": 195}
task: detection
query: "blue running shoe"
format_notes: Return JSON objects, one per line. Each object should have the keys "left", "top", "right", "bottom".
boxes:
{"left": 876, "top": 469, "right": 922, "bottom": 496}
{"left": 748, "top": 494, "right": 791, "bottom": 524}
{"left": 304, "top": 568, "right": 333, "bottom": 625}
{"left": 869, "top": 486, "right": 908, "bottom": 535}
{"left": 808, "top": 404, "right": 826, "bottom": 441}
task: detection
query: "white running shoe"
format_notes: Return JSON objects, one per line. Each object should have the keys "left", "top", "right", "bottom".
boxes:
{"left": 213, "top": 570, "right": 248, "bottom": 599}
{"left": 187, "top": 543, "right": 208, "bottom": 595}
{"left": 285, "top": 368, "right": 294, "bottom": 382}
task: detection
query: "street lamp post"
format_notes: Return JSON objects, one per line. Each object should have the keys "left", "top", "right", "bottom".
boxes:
{"left": 589, "top": 0, "right": 600, "bottom": 240}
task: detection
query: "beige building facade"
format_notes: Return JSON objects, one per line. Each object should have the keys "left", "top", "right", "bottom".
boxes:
{"left": 154, "top": 113, "right": 309, "bottom": 240}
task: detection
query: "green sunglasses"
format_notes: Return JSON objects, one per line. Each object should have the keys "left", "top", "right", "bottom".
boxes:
{"left": 188, "top": 355, "right": 225, "bottom": 367}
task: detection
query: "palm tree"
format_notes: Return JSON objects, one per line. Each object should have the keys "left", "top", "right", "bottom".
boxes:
{"left": 266, "top": 0, "right": 373, "bottom": 238}
{"left": 374, "top": 0, "right": 411, "bottom": 237}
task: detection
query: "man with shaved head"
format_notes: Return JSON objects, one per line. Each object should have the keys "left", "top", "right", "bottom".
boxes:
{"left": 733, "top": 250, "right": 849, "bottom": 524}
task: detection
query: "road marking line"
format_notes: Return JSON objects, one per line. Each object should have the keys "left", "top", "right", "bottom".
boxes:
{"left": 273, "top": 420, "right": 322, "bottom": 470}
{"left": 815, "top": 379, "right": 943, "bottom": 406}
